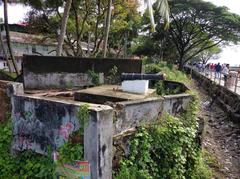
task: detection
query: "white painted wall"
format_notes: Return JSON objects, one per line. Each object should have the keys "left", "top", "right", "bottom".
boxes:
{"left": 121, "top": 80, "right": 149, "bottom": 94}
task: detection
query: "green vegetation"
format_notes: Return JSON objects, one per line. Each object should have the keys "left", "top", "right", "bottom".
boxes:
{"left": 77, "top": 104, "right": 90, "bottom": 135}
{"left": 155, "top": 81, "right": 182, "bottom": 96}
{"left": 0, "top": 120, "right": 55, "bottom": 178}
{"left": 134, "top": 0, "right": 240, "bottom": 69}
{"left": 145, "top": 61, "right": 190, "bottom": 84}
{"left": 0, "top": 105, "right": 90, "bottom": 178}
{"left": 24, "top": 0, "right": 141, "bottom": 57}
{"left": 87, "top": 70, "right": 100, "bottom": 86}
{"left": 0, "top": 69, "right": 16, "bottom": 81}
{"left": 114, "top": 96, "right": 212, "bottom": 179}
{"left": 107, "top": 65, "right": 119, "bottom": 84}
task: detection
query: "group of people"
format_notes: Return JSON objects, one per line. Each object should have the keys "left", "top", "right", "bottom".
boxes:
{"left": 196, "top": 62, "right": 230, "bottom": 83}
{"left": 207, "top": 63, "right": 230, "bottom": 81}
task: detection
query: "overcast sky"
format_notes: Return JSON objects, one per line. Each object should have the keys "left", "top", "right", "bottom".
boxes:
{"left": 0, "top": 0, "right": 239, "bottom": 65}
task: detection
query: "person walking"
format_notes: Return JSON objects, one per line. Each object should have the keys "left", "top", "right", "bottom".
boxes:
{"left": 215, "top": 63, "right": 221, "bottom": 79}
{"left": 222, "top": 64, "right": 229, "bottom": 86}
{"left": 238, "top": 65, "right": 240, "bottom": 78}
{"left": 210, "top": 63, "right": 214, "bottom": 78}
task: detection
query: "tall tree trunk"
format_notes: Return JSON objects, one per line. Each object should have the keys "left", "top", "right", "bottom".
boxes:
{"left": 103, "top": 0, "right": 112, "bottom": 58}
{"left": 179, "top": 53, "right": 185, "bottom": 70}
{"left": 0, "top": 31, "right": 13, "bottom": 72}
{"left": 3, "top": 0, "right": 20, "bottom": 75}
{"left": 56, "top": 0, "right": 72, "bottom": 56}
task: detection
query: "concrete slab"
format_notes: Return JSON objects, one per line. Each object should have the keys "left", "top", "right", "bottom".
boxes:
{"left": 74, "top": 85, "right": 156, "bottom": 104}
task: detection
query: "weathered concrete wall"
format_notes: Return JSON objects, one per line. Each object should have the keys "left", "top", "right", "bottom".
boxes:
{"left": 185, "top": 67, "right": 240, "bottom": 123}
{"left": 23, "top": 55, "right": 142, "bottom": 89}
{"left": 11, "top": 94, "right": 113, "bottom": 179}
{"left": 163, "top": 94, "right": 193, "bottom": 115}
{"left": 113, "top": 93, "right": 193, "bottom": 135}
{"left": 23, "top": 55, "right": 142, "bottom": 75}
{"left": 0, "top": 80, "right": 23, "bottom": 122}
{"left": 113, "top": 97, "right": 163, "bottom": 135}
{"left": 24, "top": 72, "right": 104, "bottom": 89}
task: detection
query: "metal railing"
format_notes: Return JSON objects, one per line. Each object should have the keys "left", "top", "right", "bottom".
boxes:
{"left": 196, "top": 67, "right": 240, "bottom": 94}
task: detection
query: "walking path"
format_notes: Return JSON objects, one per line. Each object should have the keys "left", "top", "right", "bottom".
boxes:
{"left": 192, "top": 67, "right": 240, "bottom": 95}
{"left": 190, "top": 81, "right": 240, "bottom": 179}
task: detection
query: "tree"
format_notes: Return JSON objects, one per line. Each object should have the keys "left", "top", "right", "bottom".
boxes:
{"left": 0, "top": 18, "right": 13, "bottom": 72}
{"left": 103, "top": 0, "right": 112, "bottom": 57}
{"left": 194, "top": 45, "right": 221, "bottom": 64}
{"left": 108, "top": 1, "right": 141, "bottom": 58}
{"left": 154, "top": 0, "right": 240, "bottom": 69}
{"left": 2, "top": 0, "right": 20, "bottom": 74}
{"left": 24, "top": 0, "right": 141, "bottom": 57}
{"left": 56, "top": 0, "right": 72, "bottom": 56}
{"left": 144, "top": 0, "right": 170, "bottom": 31}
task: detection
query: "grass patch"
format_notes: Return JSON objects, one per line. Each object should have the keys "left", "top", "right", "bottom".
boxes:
{"left": 145, "top": 61, "right": 190, "bottom": 84}
{"left": 0, "top": 70, "right": 16, "bottom": 81}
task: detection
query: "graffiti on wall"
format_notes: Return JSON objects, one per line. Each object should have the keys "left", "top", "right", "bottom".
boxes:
{"left": 12, "top": 99, "right": 80, "bottom": 154}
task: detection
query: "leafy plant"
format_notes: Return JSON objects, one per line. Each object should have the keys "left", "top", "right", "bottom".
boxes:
{"left": 145, "top": 62, "right": 190, "bottom": 84}
{"left": 0, "top": 120, "right": 55, "bottom": 178}
{"left": 107, "top": 65, "right": 119, "bottom": 84}
{"left": 58, "top": 142, "right": 84, "bottom": 164}
{"left": 87, "top": 70, "right": 100, "bottom": 86}
{"left": 114, "top": 97, "right": 212, "bottom": 179}
{"left": 155, "top": 81, "right": 182, "bottom": 96}
{"left": 0, "top": 108, "right": 87, "bottom": 178}
{"left": 77, "top": 104, "right": 90, "bottom": 135}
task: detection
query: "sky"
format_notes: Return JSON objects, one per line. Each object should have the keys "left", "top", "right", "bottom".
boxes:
{"left": 0, "top": 0, "right": 240, "bottom": 66}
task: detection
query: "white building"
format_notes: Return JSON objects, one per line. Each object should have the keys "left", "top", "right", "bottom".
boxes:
{"left": 0, "top": 31, "right": 57, "bottom": 72}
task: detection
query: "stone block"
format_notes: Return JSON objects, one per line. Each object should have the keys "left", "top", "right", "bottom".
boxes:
{"left": 11, "top": 94, "right": 113, "bottom": 179}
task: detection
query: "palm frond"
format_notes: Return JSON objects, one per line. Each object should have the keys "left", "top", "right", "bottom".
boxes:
{"left": 144, "top": 0, "right": 156, "bottom": 32}
{"left": 144, "top": 0, "right": 170, "bottom": 31}
{"left": 156, "top": 0, "right": 170, "bottom": 29}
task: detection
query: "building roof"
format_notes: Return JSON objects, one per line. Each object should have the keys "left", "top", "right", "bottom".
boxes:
{"left": 11, "top": 31, "right": 56, "bottom": 46}
{"left": 1, "top": 31, "right": 95, "bottom": 52}
{"left": 1, "top": 31, "right": 56, "bottom": 46}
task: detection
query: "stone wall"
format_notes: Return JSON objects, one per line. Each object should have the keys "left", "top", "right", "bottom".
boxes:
{"left": 113, "top": 93, "right": 192, "bottom": 135}
{"left": 23, "top": 55, "right": 142, "bottom": 89}
{"left": 0, "top": 78, "right": 194, "bottom": 178}
{"left": 113, "top": 97, "right": 163, "bottom": 135}
{"left": 11, "top": 94, "right": 113, "bottom": 179}
{"left": 0, "top": 80, "right": 23, "bottom": 123}
{"left": 163, "top": 93, "right": 193, "bottom": 115}
{"left": 24, "top": 72, "right": 104, "bottom": 89}
{"left": 185, "top": 67, "right": 240, "bottom": 123}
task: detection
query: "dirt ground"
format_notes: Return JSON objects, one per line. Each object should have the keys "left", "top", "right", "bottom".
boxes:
{"left": 191, "top": 82, "right": 240, "bottom": 179}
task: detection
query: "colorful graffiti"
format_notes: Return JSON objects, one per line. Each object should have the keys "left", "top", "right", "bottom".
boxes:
{"left": 59, "top": 122, "right": 74, "bottom": 140}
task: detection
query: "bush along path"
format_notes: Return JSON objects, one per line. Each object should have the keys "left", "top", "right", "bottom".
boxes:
{"left": 114, "top": 95, "right": 213, "bottom": 179}
{"left": 190, "top": 81, "right": 240, "bottom": 179}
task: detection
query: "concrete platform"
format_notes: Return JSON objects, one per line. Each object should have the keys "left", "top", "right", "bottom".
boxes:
{"left": 74, "top": 85, "right": 156, "bottom": 104}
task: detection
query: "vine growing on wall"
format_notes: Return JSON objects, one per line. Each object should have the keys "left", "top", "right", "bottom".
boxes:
{"left": 77, "top": 104, "right": 90, "bottom": 135}
{"left": 0, "top": 120, "right": 55, "bottom": 178}
{"left": 0, "top": 104, "right": 90, "bottom": 178}
{"left": 114, "top": 96, "right": 212, "bottom": 179}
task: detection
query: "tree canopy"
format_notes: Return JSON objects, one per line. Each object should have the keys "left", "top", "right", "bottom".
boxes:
{"left": 150, "top": 0, "right": 240, "bottom": 68}
{"left": 22, "top": 0, "right": 141, "bottom": 57}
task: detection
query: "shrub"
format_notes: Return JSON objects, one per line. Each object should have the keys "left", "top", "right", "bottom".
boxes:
{"left": 145, "top": 62, "right": 189, "bottom": 84}
{"left": 114, "top": 98, "right": 212, "bottom": 179}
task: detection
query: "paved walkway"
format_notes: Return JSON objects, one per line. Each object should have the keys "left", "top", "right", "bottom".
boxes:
{"left": 196, "top": 69, "right": 240, "bottom": 95}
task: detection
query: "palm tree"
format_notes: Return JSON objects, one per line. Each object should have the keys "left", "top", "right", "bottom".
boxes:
{"left": 3, "top": 0, "right": 20, "bottom": 74}
{"left": 144, "top": 0, "right": 170, "bottom": 31}
{"left": 103, "top": 0, "right": 113, "bottom": 58}
{"left": 56, "top": 0, "right": 72, "bottom": 56}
